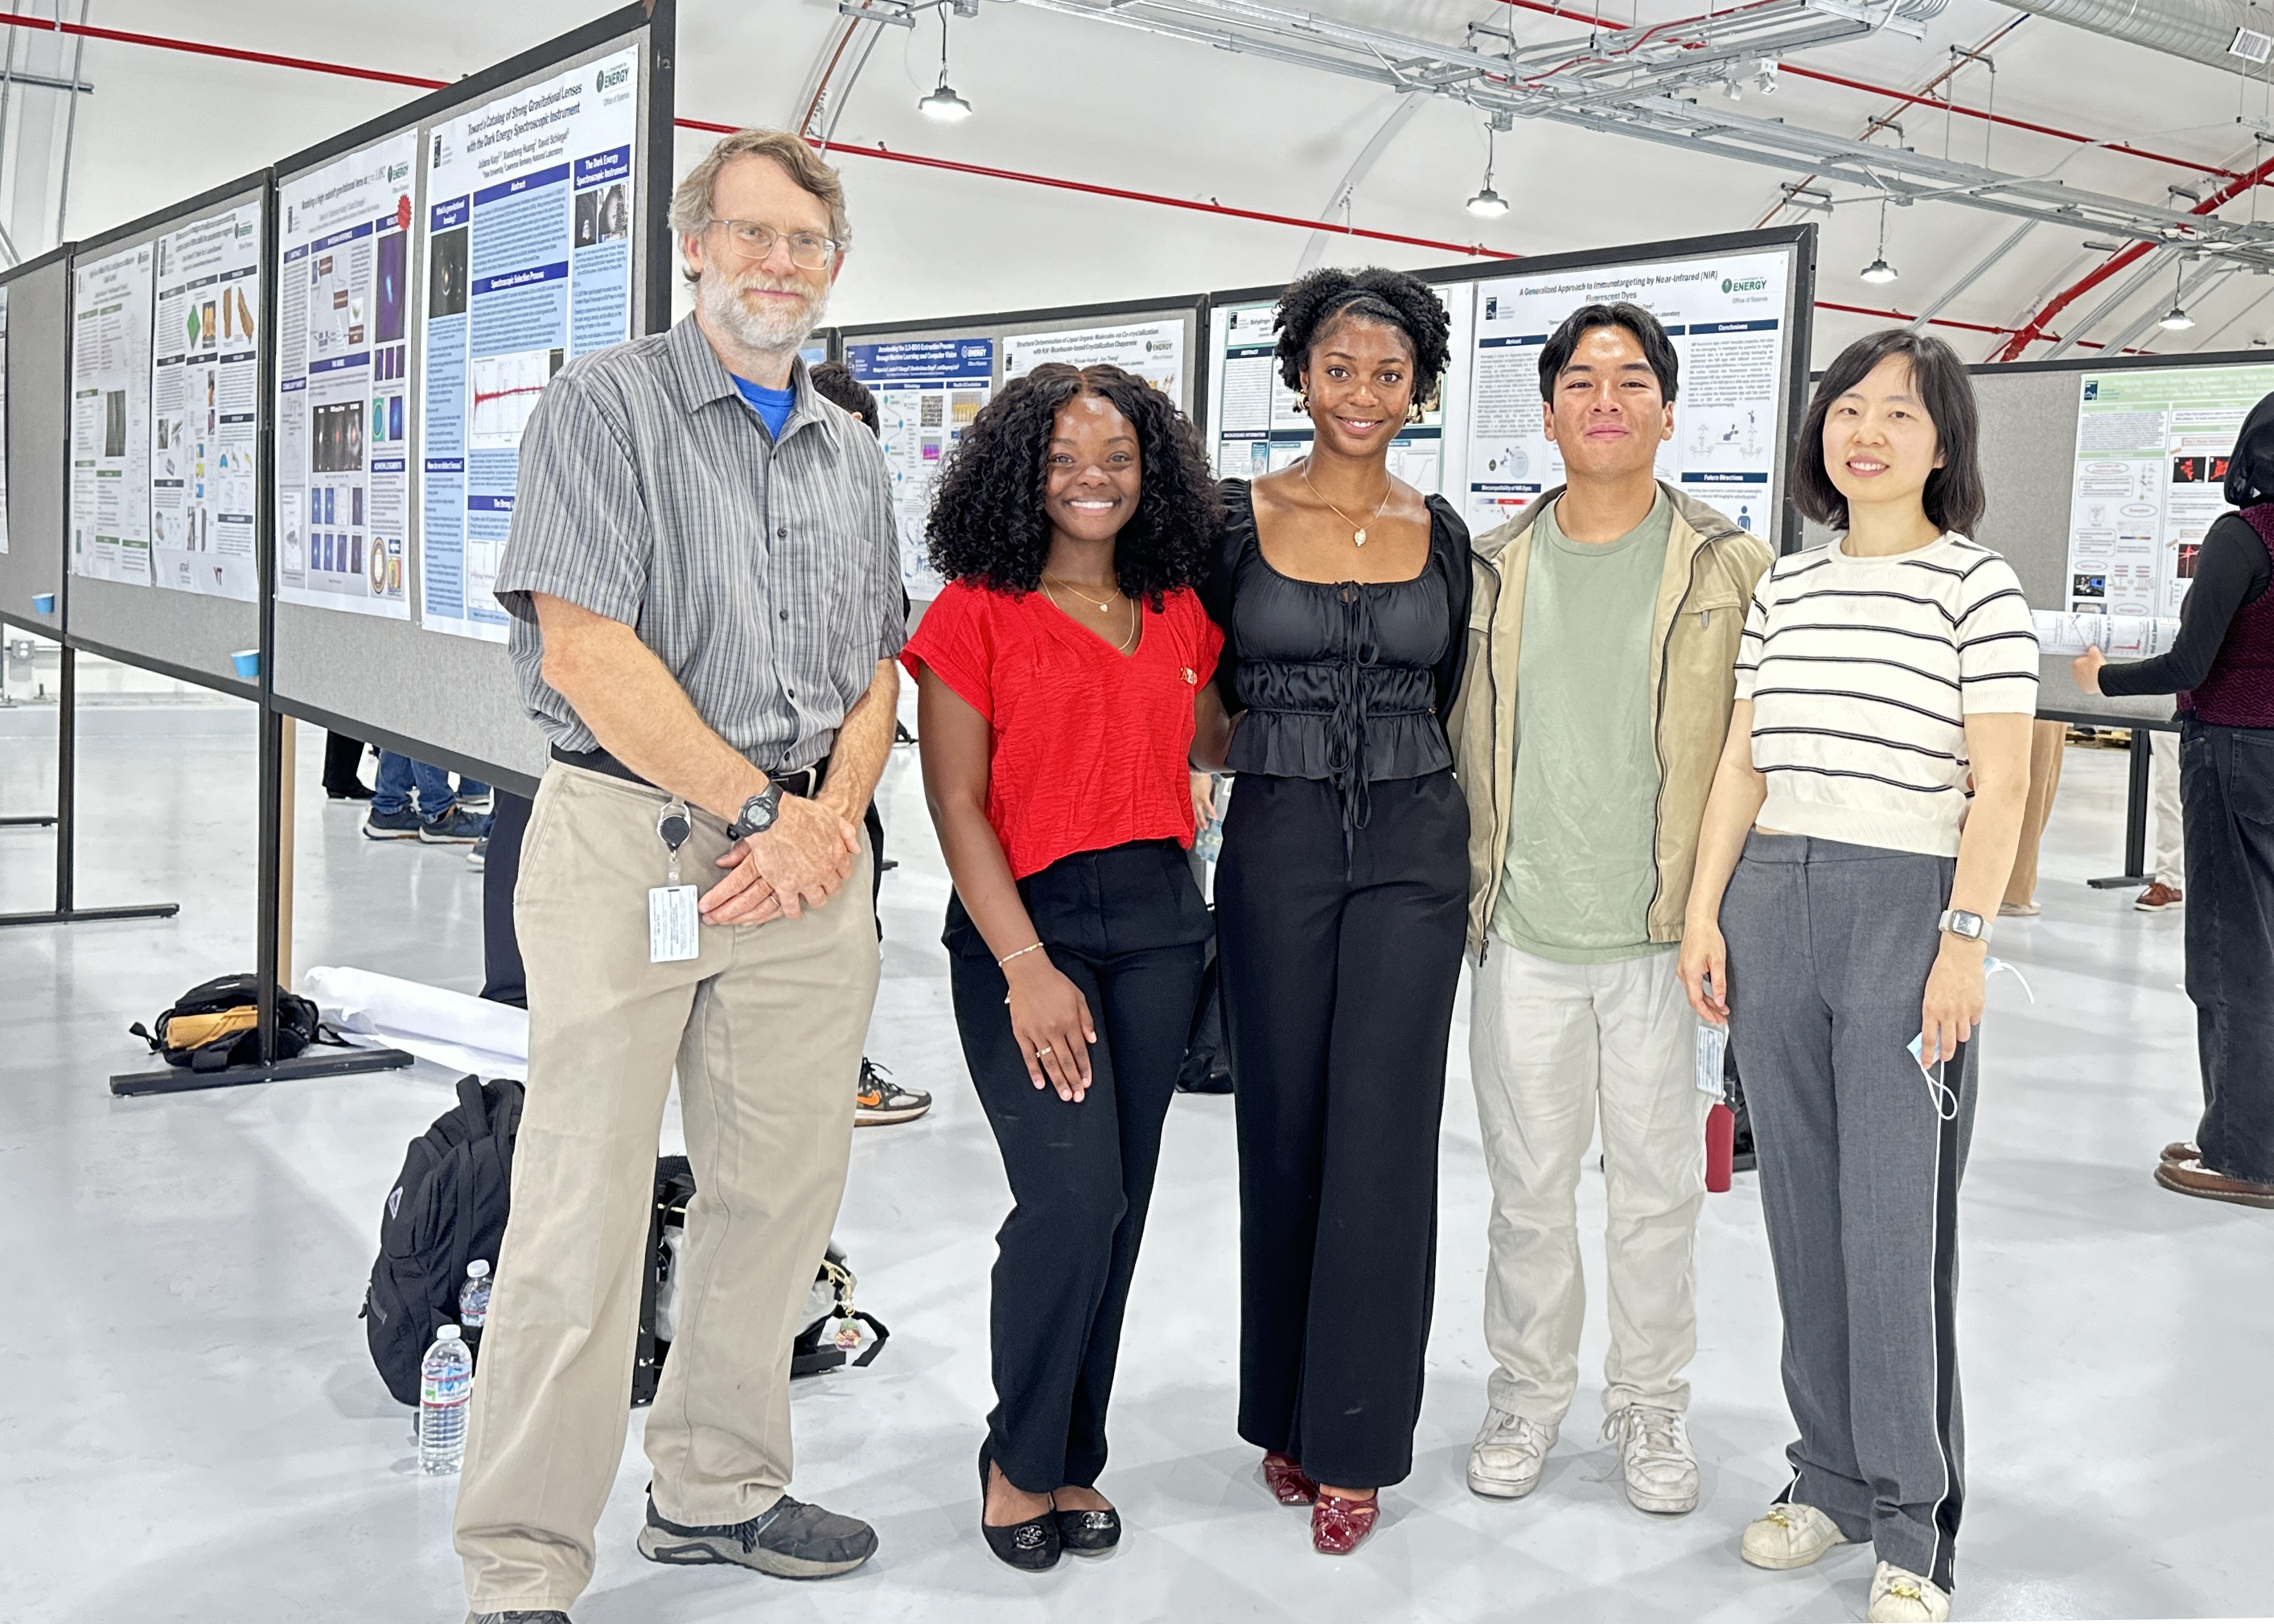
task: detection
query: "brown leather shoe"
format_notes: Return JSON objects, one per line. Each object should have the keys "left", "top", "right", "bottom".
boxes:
{"left": 2157, "top": 1158, "right": 2274, "bottom": 1208}
{"left": 2162, "top": 1141, "right": 2202, "bottom": 1165}
{"left": 2135, "top": 882, "right": 2183, "bottom": 912}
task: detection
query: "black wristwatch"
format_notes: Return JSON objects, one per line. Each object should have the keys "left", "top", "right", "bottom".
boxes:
{"left": 728, "top": 783, "right": 783, "bottom": 841}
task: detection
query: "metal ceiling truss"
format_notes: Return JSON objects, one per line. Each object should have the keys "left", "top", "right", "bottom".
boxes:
{"left": 960, "top": 0, "right": 2274, "bottom": 271}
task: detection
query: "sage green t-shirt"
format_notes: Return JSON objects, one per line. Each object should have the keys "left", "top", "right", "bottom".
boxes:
{"left": 1491, "top": 490, "right": 1676, "bottom": 964}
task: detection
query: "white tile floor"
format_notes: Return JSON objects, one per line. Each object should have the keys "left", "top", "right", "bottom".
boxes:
{"left": 2, "top": 699, "right": 2269, "bottom": 1624}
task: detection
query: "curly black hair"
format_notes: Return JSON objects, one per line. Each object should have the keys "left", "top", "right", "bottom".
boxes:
{"left": 925, "top": 363, "right": 1220, "bottom": 607}
{"left": 1274, "top": 266, "right": 1452, "bottom": 410}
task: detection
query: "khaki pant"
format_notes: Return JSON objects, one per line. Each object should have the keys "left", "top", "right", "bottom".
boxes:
{"left": 2152, "top": 727, "right": 2184, "bottom": 884}
{"left": 455, "top": 763, "right": 878, "bottom": 1611}
{"left": 1468, "top": 944, "right": 1710, "bottom": 1425}
{"left": 2004, "top": 718, "right": 2068, "bottom": 909}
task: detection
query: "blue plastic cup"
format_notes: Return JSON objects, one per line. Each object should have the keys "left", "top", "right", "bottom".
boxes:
{"left": 230, "top": 648, "right": 261, "bottom": 680}
{"left": 31, "top": 592, "right": 55, "bottom": 615}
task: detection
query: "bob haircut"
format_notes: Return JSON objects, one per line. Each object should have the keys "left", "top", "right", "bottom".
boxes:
{"left": 1537, "top": 302, "right": 1680, "bottom": 404}
{"left": 924, "top": 363, "right": 1219, "bottom": 606}
{"left": 1794, "top": 329, "right": 1985, "bottom": 537}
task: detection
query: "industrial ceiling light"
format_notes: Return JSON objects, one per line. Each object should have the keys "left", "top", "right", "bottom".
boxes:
{"left": 919, "top": 10, "right": 973, "bottom": 122}
{"left": 1466, "top": 122, "right": 1509, "bottom": 218}
{"left": 1754, "top": 58, "right": 1779, "bottom": 96}
{"left": 1859, "top": 194, "right": 1898, "bottom": 285}
{"left": 2158, "top": 262, "right": 2196, "bottom": 331}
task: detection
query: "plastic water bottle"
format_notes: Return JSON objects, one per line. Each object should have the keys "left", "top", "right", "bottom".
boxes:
{"left": 419, "top": 1325, "right": 473, "bottom": 1474}
{"left": 459, "top": 1260, "right": 491, "bottom": 1331}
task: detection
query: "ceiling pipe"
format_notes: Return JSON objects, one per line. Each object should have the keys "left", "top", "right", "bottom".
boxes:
{"left": 1989, "top": 1, "right": 2274, "bottom": 71}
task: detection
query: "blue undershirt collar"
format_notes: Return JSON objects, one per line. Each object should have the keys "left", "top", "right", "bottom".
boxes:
{"left": 733, "top": 374, "right": 797, "bottom": 440}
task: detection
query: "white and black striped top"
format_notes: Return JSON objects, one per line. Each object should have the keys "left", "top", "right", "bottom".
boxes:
{"left": 1734, "top": 532, "right": 2038, "bottom": 857}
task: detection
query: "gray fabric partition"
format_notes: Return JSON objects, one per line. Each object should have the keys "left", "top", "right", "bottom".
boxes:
{"left": 0, "top": 251, "right": 68, "bottom": 639}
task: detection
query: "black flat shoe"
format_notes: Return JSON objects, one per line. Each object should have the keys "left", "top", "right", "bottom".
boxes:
{"left": 1055, "top": 1506, "right": 1121, "bottom": 1556}
{"left": 978, "top": 1442, "right": 1060, "bottom": 1572}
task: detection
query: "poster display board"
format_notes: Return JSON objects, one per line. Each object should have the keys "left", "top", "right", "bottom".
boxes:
{"left": 0, "top": 250, "right": 68, "bottom": 635}
{"left": 150, "top": 199, "right": 261, "bottom": 601}
{"left": 0, "top": 283, "right": 10, "bottom": 557}
{"left": 68, "top": 241, "right": 154, "bottom": 585}
{"left": 277, "top": 135, "right": 417, "bottom": 619}
{"left": 2061, "top": 363, "right": 2274, "bottom": 618}
{"left": 849, "top": 335, "right": 993, "bottom": 598}
{"left": 418, "top": 43, "right": 640, "bottom": 643}
{"left": 1459, "top": 247, "right": 1793, "bottom": 541}
{"left": 1002, "top": 317, "right": 1185, "bottom": 399}
{"left": 1206, "top": 297, "right": 1446, "bottom": 491}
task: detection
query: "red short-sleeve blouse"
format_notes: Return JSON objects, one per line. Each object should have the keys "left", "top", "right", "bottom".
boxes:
{"left": 901, "top": 581, "right": 1223, "bottom": 880}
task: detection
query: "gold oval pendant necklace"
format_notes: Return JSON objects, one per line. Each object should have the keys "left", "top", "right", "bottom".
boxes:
{"left": 1301, "top": 457, "right": 1392, "bottom": 547}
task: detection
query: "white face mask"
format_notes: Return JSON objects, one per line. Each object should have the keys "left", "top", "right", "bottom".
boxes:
{"left": 697, "top": 259, "right": 830, "bottom": 356}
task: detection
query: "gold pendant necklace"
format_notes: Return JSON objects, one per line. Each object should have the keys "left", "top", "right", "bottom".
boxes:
{"left": 1301, "top": 458, "right": 1394, "bottom": 547}
{"left": 1042, "top": 577, "right": 1140, "bottom": 653}
{"left": 1042, "top": 573, "right": 1120, "bottom": 614}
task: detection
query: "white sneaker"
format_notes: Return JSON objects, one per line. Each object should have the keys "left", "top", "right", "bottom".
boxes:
{"left": 1602, "top": 1404, "right": 1698, "bottom": 1515}
{"left": 1869, "top": 1560, "right": 1951, "bottom": 1622}
{"left": 1466, "top": 1408, "right": 1556, "bottom": 1499}
{"left": 1740, "top": 1500, "right": 1853, "bottom": 1569}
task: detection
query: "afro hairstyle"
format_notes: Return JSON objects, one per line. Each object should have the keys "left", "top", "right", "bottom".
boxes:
{"left": 1273, "top": 265, "right": 1451, "bottom": 411}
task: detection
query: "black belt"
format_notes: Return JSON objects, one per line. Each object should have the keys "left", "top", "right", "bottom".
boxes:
{"left": 550, "top": 746, "right": 825, "bottom": 799}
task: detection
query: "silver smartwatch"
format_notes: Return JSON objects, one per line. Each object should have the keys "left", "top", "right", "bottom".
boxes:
{"left": 1938, "top": 908, "right": 1991, "bottom": 946}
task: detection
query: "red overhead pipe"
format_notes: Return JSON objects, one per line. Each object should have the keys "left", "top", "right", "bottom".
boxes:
{"left": 0, "top": 10, "right": 449, "bottom": 91}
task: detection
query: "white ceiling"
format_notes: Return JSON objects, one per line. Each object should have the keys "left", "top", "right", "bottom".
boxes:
{"left": 32, "top": 0, "right": 2274, "bottom": 364}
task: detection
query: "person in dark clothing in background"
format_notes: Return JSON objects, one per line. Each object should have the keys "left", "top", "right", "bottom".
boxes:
{"left": 2076, "top": 388, "right": 2274, "bottom": 1211}
{"left": 323, "top": 730, "right": 372, "bottom": 800}
{"left": 810, "top": 362, "right": 878, "bottom": 434}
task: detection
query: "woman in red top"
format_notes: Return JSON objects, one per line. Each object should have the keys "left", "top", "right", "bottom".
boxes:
{"left": 903, "top": 362, "right": 1225, "bottom": 1573}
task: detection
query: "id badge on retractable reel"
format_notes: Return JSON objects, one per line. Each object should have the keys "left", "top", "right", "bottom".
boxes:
{"left": 649, "top": 798, "right": 700, "bottom": 964}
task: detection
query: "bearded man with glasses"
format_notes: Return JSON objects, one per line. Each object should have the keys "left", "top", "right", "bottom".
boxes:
{"left": 452, "top": 130, "right": 904, "bottom": 1624}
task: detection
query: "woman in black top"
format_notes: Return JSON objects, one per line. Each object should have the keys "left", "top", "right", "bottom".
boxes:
{"left": 1195, "top": 267, "right": 1472, "bottom": 1555}
{"left": 2075, "top": 389, "right": 2274, "bottom": 1207}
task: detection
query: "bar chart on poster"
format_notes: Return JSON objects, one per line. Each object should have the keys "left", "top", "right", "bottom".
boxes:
{"left": 418, "top": 43, "right": 639, "bottom": 643}
{"left": 2062, "top": 363, "right": 2274, "bottom": 617}
{"left": 276, "top": 134, "right": 417, "bottom": 620}
{"left": 68, "top": 241, "right": 154, "bottom": 586}
{"left": 150, "top": 199, "right": 262, "bottom": 602}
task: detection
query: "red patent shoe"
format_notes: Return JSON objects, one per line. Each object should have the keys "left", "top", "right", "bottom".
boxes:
{"left": 1261, "top": 1451, "right": 1318, "bottom": 1506}
{"left": 1310, "top": 1490, "right": 1380, "bottom": 1555}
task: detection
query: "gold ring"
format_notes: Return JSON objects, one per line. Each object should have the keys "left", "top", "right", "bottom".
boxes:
{"left": 1035, "top": 1045, "right": 1053, "bottom": 1058}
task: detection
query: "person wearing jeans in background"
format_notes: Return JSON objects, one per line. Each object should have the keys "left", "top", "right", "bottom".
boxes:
{"left": 1450, "top": 302, "right": 1770, "bottom": 1517}
{"left": 362, "top": 750, "right": 491, "bottom": 843}
{"left": 452, "top": 129, "right": 903, "bottom": 1623}
{"left": 1682, "top": 330, "right": 2035, "bottom": 1624}
{"left": 2076, "top": 385, "right": 2274, "bottom": 1208}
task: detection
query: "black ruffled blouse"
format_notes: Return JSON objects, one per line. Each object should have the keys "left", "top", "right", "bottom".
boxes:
{"left": 1203, "top": 479, "right": 1474, "bottom": 844}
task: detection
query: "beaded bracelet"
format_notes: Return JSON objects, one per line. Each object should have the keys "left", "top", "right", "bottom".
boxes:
{"left": 997, "top": 942, "right": 1046, "bottom": 968}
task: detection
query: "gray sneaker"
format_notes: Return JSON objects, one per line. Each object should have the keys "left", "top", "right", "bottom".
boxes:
{"left": 635, "top": 1491, "right": 877, "bottom": 1579}
{"left": 418, "top": 806, "right": 492, "bottom": 845}
{"left": 466, "top": 1613, "right": 570, "bottom": 1623}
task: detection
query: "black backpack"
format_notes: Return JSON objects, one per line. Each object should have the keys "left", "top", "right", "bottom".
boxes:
{"left": 362, "top": 1074, "right": 524, "bottom": 1405}
{"left": 129, "top": 973, "right": 323, "bottom": 1072}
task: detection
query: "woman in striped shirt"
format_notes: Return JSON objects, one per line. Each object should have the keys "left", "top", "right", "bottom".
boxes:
{"left": 1677, "top": 330, "right": 2037, "bottom": 1624}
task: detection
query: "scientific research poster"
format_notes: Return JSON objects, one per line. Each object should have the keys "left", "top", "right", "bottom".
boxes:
{"left": 1002, "top": 319, "right": 1186, "bottom": 405}
{"left": 849, "top": 335, "right": 993, "bottom": 598}
{"left": 1461, "top": 249, "right": 1791, "bottom": 540}
{"left": 277, "top": 136, "right": 417, "bottom": 619}
{"left": 421, "top": 45, "right": 639, "bottom": 642}
{"left": 0, "top": 285, "right": 10, "bottom": 556}
{"left": 1208, "top": 299, "right": 1445, "bottom": 491}
{"left": 69, "top": 242, "right": 154, "bottom": 585}
{"left": 2062, "top": 364, "right": 2274, "bottom": 617}
{"left": 150, "top": 200, "right": 262, "bottom": 602}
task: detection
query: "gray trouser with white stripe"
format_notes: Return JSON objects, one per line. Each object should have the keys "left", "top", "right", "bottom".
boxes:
{"left": 1721, "top": 832, "right": 1975, "bottom": 1594}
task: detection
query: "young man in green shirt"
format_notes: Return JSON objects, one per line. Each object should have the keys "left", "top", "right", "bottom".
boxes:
{"left": 1450, "top": 303, "right": 1770, "bottom": 1515}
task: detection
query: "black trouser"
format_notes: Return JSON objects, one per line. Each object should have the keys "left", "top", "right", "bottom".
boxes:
{"left": 2180, "top": 718, "right": 2274, "bottom": 1183}
{"left": 945, "top": 839, "right": 1211, "bottom": 1494}
{"left": 481, "top": 790, "right": 533, "bottom": 1008}
{"left": 322, "top": 730, "right": 368, "bottom": 795}
{"left": 1214, "top": 771, "right": 1469, "bottom": 1488}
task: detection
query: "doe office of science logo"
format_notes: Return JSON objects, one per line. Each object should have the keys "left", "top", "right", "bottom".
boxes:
{"left": 1722, "top": 276, "right": 1769, "bottom": 294}
{"left": 597, "top": 61, "right": 632, "bottom": 93}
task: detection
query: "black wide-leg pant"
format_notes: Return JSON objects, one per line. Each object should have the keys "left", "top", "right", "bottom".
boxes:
{"left": 945, "top": 840, "right": 1211, "bottom": 1494}
{"left": 1215, "top": 770, "right": 1469, "bottom": 1489}
{"left": 2181, "top": 718, "right": 2274, "bottom": 1183}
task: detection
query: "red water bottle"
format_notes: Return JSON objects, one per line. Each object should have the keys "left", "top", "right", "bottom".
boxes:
{"left": 1705, "top": 1103, "right": 1736, "bottom": 1194}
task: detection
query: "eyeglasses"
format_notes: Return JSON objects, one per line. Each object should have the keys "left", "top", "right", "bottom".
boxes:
{"left": 708, "top": 218, "right": 838, "bottom": 270}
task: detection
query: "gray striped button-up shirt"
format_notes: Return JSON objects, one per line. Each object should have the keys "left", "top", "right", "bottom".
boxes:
{"left": 496, "top": 315, "right": 904, "bottom": 773}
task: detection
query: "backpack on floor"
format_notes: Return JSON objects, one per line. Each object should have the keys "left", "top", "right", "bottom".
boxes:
{"left": 361, "top": 1074, "right": 524, "bottom": 1405}
{"left": 632, "top": 1153, "right": 887, "bottom": 1406}
{"left": 129, "top": 973, "right": 323, "bottom": 1072}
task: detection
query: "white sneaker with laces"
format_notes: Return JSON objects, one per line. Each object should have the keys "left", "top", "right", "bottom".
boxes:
{"left": 1740, "top": 1500, "right": 1853, "bottom": 1569}
{"left": 1602, "top": 1404, "right": 1698, "bottom": 1514}
{"left": 1868, "top": 1560, "right": 1951, "bottom": 1622}
{"left": 1466, "top": 1408, "right": 1556, "bottom": 1499}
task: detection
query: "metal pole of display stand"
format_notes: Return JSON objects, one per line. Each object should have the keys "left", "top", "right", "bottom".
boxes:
{"left": 2086, "top": 725, "right": 2157, "bottom": 891}
{"left": 0, "top": 643, "right": 182, "bottom": 927}
{"left": 109, "top": 204, "right": 409, "bottom": 1096}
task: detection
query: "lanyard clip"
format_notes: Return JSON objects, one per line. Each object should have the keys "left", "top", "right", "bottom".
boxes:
{"left": 657, "top": 799, "right": 691, "bottom": 884}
